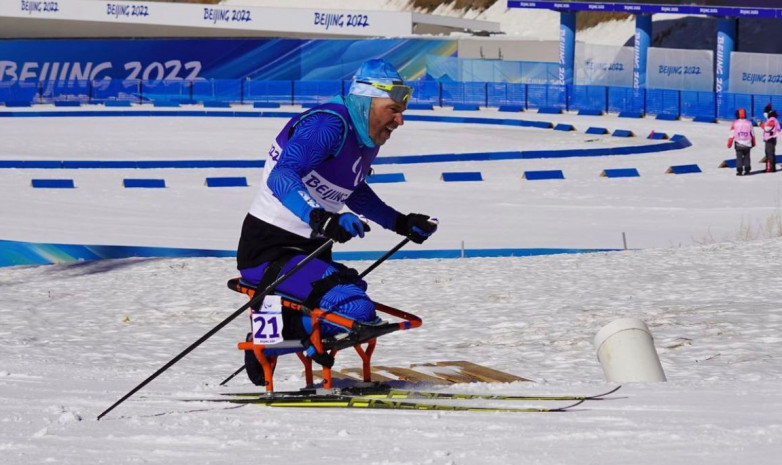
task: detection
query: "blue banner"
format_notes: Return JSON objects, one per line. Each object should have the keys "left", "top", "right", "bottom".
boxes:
{"left": 507, "top": 1, "right": 781, "bottom": 18}
{"left": 0, "top": 38, "right": 456, "bottom": 85}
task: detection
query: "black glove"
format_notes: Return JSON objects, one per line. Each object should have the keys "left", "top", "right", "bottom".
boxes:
{"left": 393, "top": 213, "right": 438, "bottom": 244}
{"left": 309, "top": 208, "right": 370, "bottom": 243}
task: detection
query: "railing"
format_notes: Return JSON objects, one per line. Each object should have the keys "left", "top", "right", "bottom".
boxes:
{"left": 2, "top": 78, "right": 782, "bottom": 121}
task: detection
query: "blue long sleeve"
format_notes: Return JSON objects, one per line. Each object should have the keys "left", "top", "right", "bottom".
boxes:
{"left": 346, "top": 182, "right": 400, "bottom": 231}
{"left": 267, "top": 112, "right": 345, "bottom": 222}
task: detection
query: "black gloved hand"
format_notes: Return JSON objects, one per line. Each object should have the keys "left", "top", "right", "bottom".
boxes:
{"left": 393, "top": 213, "right": 438, "bottom": 244}
{"left": 309, "top": 208, "right": 370, "bottom": 243}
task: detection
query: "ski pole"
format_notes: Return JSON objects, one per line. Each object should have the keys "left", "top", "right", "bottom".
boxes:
{"left": 218, "top": 236, "right": 412, "bottom": 386}
{"left": 97, "top": 239, "right": 335, "bottom": 420}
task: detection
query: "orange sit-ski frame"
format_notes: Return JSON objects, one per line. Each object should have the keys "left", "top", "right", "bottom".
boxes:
{"left": 228, "top": 277, "right": 422, "bottom": 392}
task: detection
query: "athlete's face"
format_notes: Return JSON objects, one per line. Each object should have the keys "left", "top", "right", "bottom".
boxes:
{"left": 369, "top": 97, "right": 406, "bottom": 146}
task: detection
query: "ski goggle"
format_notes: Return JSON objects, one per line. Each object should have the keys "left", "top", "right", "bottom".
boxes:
{"left": 356, "top": 80, "right": 413, "bottom": 104}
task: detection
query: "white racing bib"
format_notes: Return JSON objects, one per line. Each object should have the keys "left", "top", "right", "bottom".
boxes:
{"left": 251, "top": 295, "right": 285, "bottom": 345}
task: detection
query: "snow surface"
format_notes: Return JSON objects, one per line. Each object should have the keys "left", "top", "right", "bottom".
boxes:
{"left": 2, "top": 2, "right": 781, "bottom": 463}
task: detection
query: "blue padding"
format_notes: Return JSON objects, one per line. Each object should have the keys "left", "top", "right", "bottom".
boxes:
{"left": 585, "top": 127, "right": 609, "bottom": 134}
{"left": 618, "top": 111, "right": 643, "bottom": 118}
{"left": 667, "top": 164, "right": 701, "bottom": 174}
{"left": 602, "top": 168, "right": 640, "bottom": 178}
{"left": 648, "top": 132, "right": 668, "bottom": 140}
{"left": 104, "top": 100, "right": 132, "bottom": 107}
{"left": 407, "top": 103, "right": 434, "bottom": 110}
{"left": 537, "top": 107, "right": 562, "bottom": 114}
{"left": 441, "top": 172, "right": 483, "bottom": 182}
{"left": 655, "top": 113, "right": 679, "bottom": 121}
{"left": 720, "top": 159, "right": 737, "bottom": 168}
{"left": 554, "top": 123, "right": 575, "bottom": 131}
{"left": 54, "top": 101, "right": 81, "bottom": 107}
{"left": 153, "top": 101, "right": 180, "bottom": 108}
{"left": 403, "top": 114, "right": 553, "bottom": 129}
{"left": 203, "top": 101, "right": 231, "bottom": 108}
{"left": 123, "top": 178, "right": 166, "bottom": 188}
{"left": 253, "top": 102, "right": 281, "bottom": 108}
{"left": 205, "top": 176, "right": 248, "bottom": 187}
{"left": 612, "top": 129, "right": 634, "bottom": 137}
{"left": 366, "top": 173, "right": 406, "bottom": 183}
{"left": 4, "top": 101, "right": 33, "bottom": 107}
{"left": 693, "top": 115, "right": 717, "bottom": 123}
{"left": 524, "top": 170, "right": 564, "bottom": 180}
{"left": 453, "top": 103, "right": 480, "bottom": 111}
{"left": 31, "top": 179, "right": 74, "bottom": 188}
{"left": 578, "top": 109, "right": 604, "bottom": 116}
{"left": 0, "top": 237, "right": 621, "bottom": 268}
{"left": 498, "top": 105, "right": 524, "bottom": 112}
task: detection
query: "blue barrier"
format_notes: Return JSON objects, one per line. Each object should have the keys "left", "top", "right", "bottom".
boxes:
{"left": 253, "top": 102, "right": 281, "bottom": 108}
{"left": 203, "top": 101, "right": 231, "bottom": 108}
{"left": 585, "top": 127, "right": 609, "bottom": 135}
{"left": 719, "top": 159, "right": 737, "bottom": 168}
{"left": 612, "top": 129, "right": 634, "bottom": 137}
{"left": 104, "top": 100, "right": 132, "bottom": 107}
{"left": 537, "top": 107, "right": 562, "bottom": 114}
{"left": 498, "top": 105, "right": 524, "bottom": 112}
{"left": 655, "top": 113, "right": 679, "bottom": 121}
{"left": 618, "top": 111, "right": 643, "bottom": 118}
{"left": 123, "top": 179, "right": 166, "bottom": 188}
{"left": 523, "top": 170, "right": 564, "bottom": 180}
{"left": 205, "top": 176, "right": 249, "bottom": 187}
{"left": 366, "top": 173, "right": 406, "bottom": 183}
{"left": 407, "top": 103, "right": 434, "bottom": 110}
{"left": 648, "top": 131, "right": 668, "bottom": 140}
{"left": 667, "top": 164, "right": 701, "bottom": 174}
{"left": 3, "top": 79, "right": 782, "bottom": 122}
{"left": 554, "top": 123, "right": 575, "bottom": 131}
{"left": 54, "top": 101, "right": 81, "bottom": 107}
{"left": 31, "top": 179, "right": 74, "bottom": 188}
{"left": 153, "top": 101, "right": 180, "bottom": 108}
{"left": 578, "top": 109, "right": 603, "bottom": 116}
{"left": 693, "top": 116, "right": 717, "bottom": 123}
{"left": 453, "top": 103, "right": 480, "bottom": 111}
{"left": 601, "top": 168, "right": 640, "bottom": 178}
{"left": 441, "top": 172, "right": 482, "bottom": 182}
{"left": 4, "top": 101, "right": 33, "bottom": 107}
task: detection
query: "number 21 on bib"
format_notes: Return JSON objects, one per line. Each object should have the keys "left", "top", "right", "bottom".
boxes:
{"left": 251, "top": 295, "right": 284, "bottom": 345}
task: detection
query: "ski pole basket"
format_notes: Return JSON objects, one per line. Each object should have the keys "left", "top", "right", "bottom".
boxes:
{"left": 227, "top": 277, "right": 422, "bottom": 392}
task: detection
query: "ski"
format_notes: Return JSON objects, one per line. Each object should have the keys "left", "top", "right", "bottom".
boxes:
{"left": 220, "top": 384, "right": 621, "bottom": 402}
{"left": 373, "top": 384, "right": 622, "bottom": 401}
{"left": 201, "top": 394, "right": 585, "bottom": 412}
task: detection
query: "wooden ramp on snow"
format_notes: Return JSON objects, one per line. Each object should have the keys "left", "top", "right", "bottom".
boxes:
{"left": 311, "top": 360, "right": 532, "bottom": 385}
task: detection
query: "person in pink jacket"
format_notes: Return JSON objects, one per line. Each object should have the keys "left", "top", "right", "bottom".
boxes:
{"left": 760, "top": 105, "right": 780, "bottom": 173}
{"left": 728, "top": 108, "right": 756, "bottom": 176}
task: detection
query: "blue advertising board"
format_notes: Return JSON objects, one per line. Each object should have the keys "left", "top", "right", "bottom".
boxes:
{"left": 0, "top": 38, "right": 456, "bottom": 85}
{"left": 507, "top": 1, "right": 782, "bottom": 18}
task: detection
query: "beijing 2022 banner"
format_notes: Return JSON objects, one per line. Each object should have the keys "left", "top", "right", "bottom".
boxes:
{"left": 0, "top": 38, "right": 456, "bottom": 85}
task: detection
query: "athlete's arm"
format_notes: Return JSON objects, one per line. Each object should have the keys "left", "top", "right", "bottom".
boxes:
{"left": 346, "top": 182, "right": 400, "bottom": 230}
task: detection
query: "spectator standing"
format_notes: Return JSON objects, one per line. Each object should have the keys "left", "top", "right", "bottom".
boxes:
{"left": 728, "top": 108, "right": 755, "bottom": 176}
{"left": 760, "top": 105, "right": 780, "bottom": 173}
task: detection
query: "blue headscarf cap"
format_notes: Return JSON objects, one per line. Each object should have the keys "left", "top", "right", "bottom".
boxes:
{"left": 352, "top": 59, "right": 404, "bottom": 85}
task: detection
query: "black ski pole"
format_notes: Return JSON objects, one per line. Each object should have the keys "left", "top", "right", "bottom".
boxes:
{"left": 218, "top": 236, "right": 412, "bottom": 386}
{"left": 218, "top": 364, "right": 247, "bottom": 386}
{"left": 97, "top": 239, "right": 335, "bottom": 420}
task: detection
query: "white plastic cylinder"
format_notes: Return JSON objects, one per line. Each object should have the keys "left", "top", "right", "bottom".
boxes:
{"left": 593, "top": 318, "right": 667, "bottom": 382}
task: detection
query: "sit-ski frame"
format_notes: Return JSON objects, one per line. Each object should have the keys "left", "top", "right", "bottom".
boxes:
{"left": 227, "top": 278, "right": 422, "bottom": 392}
